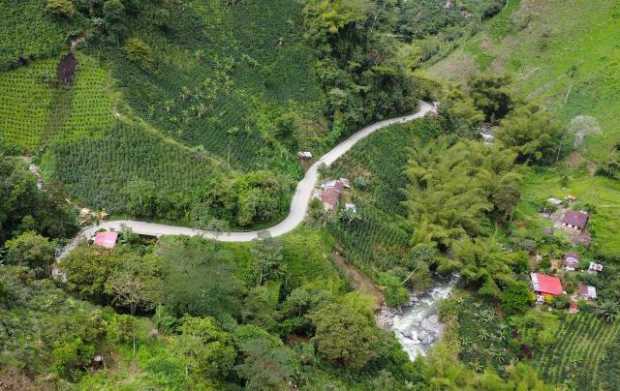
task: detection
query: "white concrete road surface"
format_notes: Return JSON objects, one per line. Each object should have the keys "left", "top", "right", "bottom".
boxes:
{"left": 58, "top": 102, "right": 436, "bottom": 259}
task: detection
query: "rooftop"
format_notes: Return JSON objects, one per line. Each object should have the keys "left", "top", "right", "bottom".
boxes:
{"left": 562, "top": 210, "right": 589, "bottom": 230}
{"left": 94, "top": 231, "right": 118, "bottom": 249}
{"left": 531, "top": 273, "right": 563, "bottom": 296}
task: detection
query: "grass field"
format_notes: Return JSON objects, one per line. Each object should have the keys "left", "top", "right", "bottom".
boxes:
{"left": 427, "top": 0, "right": 620, "bottom": 161}
{"left": 515, "top": 166, "right": 620, "bottom": 258}
{"left": 536, "top": 313, "right": 620, "bottom": 390}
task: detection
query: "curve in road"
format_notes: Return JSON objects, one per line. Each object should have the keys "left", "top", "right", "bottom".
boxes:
{"left": 58, "top": 101, "right": 436, "bottom": 259}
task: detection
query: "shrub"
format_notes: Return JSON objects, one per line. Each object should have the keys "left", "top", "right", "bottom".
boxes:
{"left": 46, "top": 0, "right": 75, "bottom": 18}
{"left": 500, "top": 281, "right": 532, "bottom": 315}
{"left": 124, "top": 37, "right": 154, "bottom": 70}
{"left": 5, "top": 231, "right": 55, "bottom": 278}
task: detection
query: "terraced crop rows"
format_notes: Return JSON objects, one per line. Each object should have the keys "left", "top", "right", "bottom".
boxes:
{"left": 0, "top": 60, "right": 55, "bottom": 150}
{"left": 329, "top": 204, "right": 410, "bottom": 271}
{"left": 0, "top": 55, "right": 114, "bottom": 151}
{"left": 536, "top": 313, "right": 620, "bottom": 389}
{"left": 0, "top": 0, "right": 67, "bottom": 70}
{"left": 42, "top": 122, "right": 228, "bottom": 215}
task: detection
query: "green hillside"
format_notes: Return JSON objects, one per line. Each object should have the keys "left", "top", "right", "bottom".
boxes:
{"left": 4, "top": 1, "right": 620, "bottom": 390}
{"left": 0, "top": 0, "right": 424, "bottom": 227}
{"left": 427, "top": 0, "right": 620, "bottom": 160}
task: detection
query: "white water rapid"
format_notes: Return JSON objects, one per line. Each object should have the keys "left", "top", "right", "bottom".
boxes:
{"left": 378, "top": 277, "right": 458, "bottom": 361}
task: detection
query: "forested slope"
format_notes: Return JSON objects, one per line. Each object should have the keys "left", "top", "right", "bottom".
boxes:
{"left": 0, "top": 0, "right": 430, "bottom": 229}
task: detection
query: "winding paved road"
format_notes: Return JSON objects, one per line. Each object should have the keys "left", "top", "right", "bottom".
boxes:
{"left": 58, "top": 102, "right": 436, "bottom": 259}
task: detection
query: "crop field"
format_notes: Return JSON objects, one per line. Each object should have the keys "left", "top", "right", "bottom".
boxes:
{"left": 427, "top": 0, "right": 620, "bottom": 161}
{"left": 0, "top": 0, "right": 67, "bottom": 70}
{"left": 536, "top": 313, "right": 620, "bottom": 390}
{"left": 55, "top": 55, "right": 114, "bottom": 143}
{"left": 108, "top": 0, "right": 322, "bottom": 174}
{"left": 326, "top": 119, "right": 441, "bottom": 277}
{"left": 41, "top": 122, "right": 228, "bottom": 218}
{"left": 0, "top": 60, "right": 56, "bottom": 150}
{"left": 0, "top": 54, "right": 114, "bottom": 152}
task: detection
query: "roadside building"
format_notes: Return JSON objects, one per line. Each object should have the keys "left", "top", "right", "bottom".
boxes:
{"left": 344, "top": 203, "right": 357, "bottom": 213}
{"left": 297, "top": 151, "right": 313, "bottom": 160}
{"left": 569, "top": 301, "right": 579, "bottom": 314}
{"left": 588, "top": 262, "right": 604, "bottom": 274}
{"left": 94, "top": 231, "right": 118, "bottom": 249}
{"left": 574, "top": 232, "right": 592, "bottom": 247}
{"left": 578, "top": 283, "right": 597, "bottom": 301}
{"left": 317, "top": 178, "right": 350, "bottom": 211}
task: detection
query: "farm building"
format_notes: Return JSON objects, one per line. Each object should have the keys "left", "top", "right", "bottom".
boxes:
{"left": 317, "top": 178, "right": 350, "bottom": 211}
{"left": 562, "top": 210, "right": 589, "bottom": 231}
{"left": 573, "top": 232, "right": 592, "bottom": 247}
{"left": 344, "top": 203, "right": 357, "bottom": 213}
{"left": 297, "top": 151, "right": 313, "bottom": 160}
{"left": 564, "top": 252, "right": 580, "bottom": 271}
{"left": 94, "top": 231, "right": 118, "bottom": 249}
{"left": 578, "top": 284, "right": 597, "bottom": 300}
{"left": 588, "top": 262, "right": 604, "bottom": 273}
{"left": 531, "top": 273, "right": 563, "bottom": 296}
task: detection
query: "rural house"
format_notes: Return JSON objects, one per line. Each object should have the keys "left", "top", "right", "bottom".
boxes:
{"left": 564, "top": 252, "right": 580, "bottom": 271}
{"left": 562, "top": 210, "right": 589, "bottom": 232}
{"left": 531, "top": 273, "right": 563, "bottom": 297}
{"left": 588, "top": 262, "right": 604, "bottom": 273}
{"left": 578, "top": 283, "right": 597, "bottom": 301}
{"left": 297, "top": 151, "right": 313, "bottom": 160}
{"left": 94, "top": 231, "right": 118, "bottom": 249}
{"left": 317, "top": 178, "right": 350, "bottom": 211}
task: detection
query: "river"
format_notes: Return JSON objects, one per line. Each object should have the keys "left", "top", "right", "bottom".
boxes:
{"left": 377, "top": 277, "right": 458, "bottom": 361}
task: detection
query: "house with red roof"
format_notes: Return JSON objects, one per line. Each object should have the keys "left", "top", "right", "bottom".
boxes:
{"left": 94, "top": 231, "right": 118, "bottom": 249}
{"left": 531, "top": 272, "right": 563, "bottom": 296}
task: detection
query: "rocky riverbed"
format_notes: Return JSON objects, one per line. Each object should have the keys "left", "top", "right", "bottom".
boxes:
{"left": 377, "top": 277, "right": 457, "bottom": 361}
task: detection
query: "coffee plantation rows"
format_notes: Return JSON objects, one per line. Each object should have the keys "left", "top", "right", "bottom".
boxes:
{"left": 329, "top": 204, "right": 410, "bottom": 275}
{"left": 0, "top": 54, "right": 113, "bottom": 152}
{"left": 0, "top": 0, "right": 67, "bottom": 70}
{"left": 54, "top": 55, "right": 114, "bottom": 143}
{"left": 326, "top": 119, "right": 441, "bottom": 278}
{"left": 108, "top": 0, "right": 321, "bottom": 174}
{"left": 41, "top": 122, "right": 228, "bottom": 219}
{"left": 536, "top": 313, "right": 620, "bottom": 390}
{"left": 0, "top": 59, "right": 56, "bottom": 150}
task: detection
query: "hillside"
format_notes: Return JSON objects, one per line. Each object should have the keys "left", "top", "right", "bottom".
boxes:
{"left": 3, "top": 1, "right": 620, "bottom": 390}
{"left": 423, "top": 0, "right": 620, "bottom": 258}
{"left": 0, "top": 0, "right": 423, "bottom": 228}
{"left": 426, "top": 0, "right": 620, "bottom": 162}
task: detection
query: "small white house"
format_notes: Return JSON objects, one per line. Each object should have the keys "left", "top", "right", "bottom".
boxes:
{"left": 579, "top": 284, "right": 597, "bottom": 301}
{"left": 588, "top": 262, "right": 604, "bottom": 274}
{"left": 297, "top": 151, "right": 313, "bottom": 160}
{"left": 344, "top": 203, "right": 357, "bottom": 213}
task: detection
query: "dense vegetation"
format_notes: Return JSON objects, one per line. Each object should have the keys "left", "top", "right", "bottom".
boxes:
{"left": 2, "top": 0, "right": 620, "bottom": 389}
